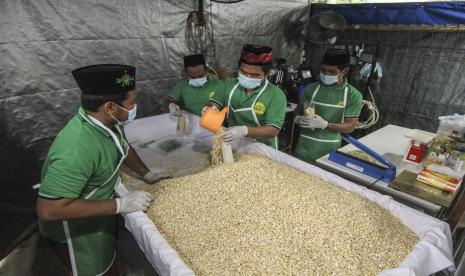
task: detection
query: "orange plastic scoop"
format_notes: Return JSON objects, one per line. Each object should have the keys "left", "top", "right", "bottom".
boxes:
{"left": 200, "top": 107, "right": 228, "bottom": 133}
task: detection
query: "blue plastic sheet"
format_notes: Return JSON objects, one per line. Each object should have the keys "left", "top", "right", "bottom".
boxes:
{"left": 312, "top": 2, "right": 465, "bottom": 25}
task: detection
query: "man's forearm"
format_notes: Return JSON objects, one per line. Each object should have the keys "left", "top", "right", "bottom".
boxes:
{"left": 37, "top": 197, "right": 117, "bottom": 221}
{"left": 125, "top": 146, "right": 150, "bottom": 177}
{"left": 164, "top": 96, "right": 176, "bottom": 109}
{"left": 247, "top": 125, "right": 279, "bottom": 139}
{"left": 327, "top": 121, "right": 357, "bottom": 133}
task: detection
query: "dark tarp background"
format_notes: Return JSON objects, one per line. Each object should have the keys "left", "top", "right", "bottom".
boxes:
{"left": 0, "top": 0, "right": 307, "bottom": 257}
{"left": 2, "top": 0, "right": 465, "bottom": 259}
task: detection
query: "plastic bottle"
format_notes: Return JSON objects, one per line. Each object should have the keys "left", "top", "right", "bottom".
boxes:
{"left": 304, "top": 102, "right": 316, "bottom": 118}
{"left": 221, "top": 143, "right": 234, "bottom": 164}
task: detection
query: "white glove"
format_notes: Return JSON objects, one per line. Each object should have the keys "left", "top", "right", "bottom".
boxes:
{"left": 115, "top": 191, "right": 152, "bottom": 214}
{"left": 294, "top": 116, "right": 312, "bottom": 128}
{"left": 201, "top": 105, "right": 218, "bottom": 115}
{"left": 143, "top": 171, "right": 171, "bottom": 184}
{"left": 224, "top": 126, "right": 248, "bottom": 143}
{"left": 169, "top": 103, "right": 181, "bottom": 116}
{"left": 295, "top": 115, "right": 329, "bottom": 129}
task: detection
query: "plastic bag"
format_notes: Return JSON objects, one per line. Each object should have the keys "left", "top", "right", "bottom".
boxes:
{"left": 176, "top": 114, "right": 187, "bottom": 136}
{"left": 437, "top": 114, "right": 465, "bottom": 137}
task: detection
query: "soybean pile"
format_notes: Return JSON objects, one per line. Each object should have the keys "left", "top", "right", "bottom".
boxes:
{"left": 141, "top": 154, "right": 417, "bottom": 275}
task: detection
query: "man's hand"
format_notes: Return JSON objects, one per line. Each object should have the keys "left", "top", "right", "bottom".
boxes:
{"left": 224, "top": 126, "right": 248, "bottom": 143}
{"left": 295, "top": 115, "right": 328, "bottom": 129}
{"left": 143, "top": 171, "right": 171, "bottom": 184}
{"left": 115, "top": 191, "right": 152, "bottom": 214}
{"left": 294, "top": 116, "right": 312, "bottom": 128}
{"left": 308, "top": 115, "right": 329, "bottom": 129}
{"left": 169, "top": 103, "right": 181, "bottom": 116}
{"left": 201, "top": 105, "right": 218, "bottom": 115}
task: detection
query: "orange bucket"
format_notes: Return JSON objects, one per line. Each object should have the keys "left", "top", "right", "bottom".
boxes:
{"left": 200, "top": 107, "right": 228, "bottom": 133}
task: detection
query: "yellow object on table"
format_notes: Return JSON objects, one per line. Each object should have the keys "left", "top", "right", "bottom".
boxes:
{"left": 417, "top": 168, "right": 462, "bottom": 192}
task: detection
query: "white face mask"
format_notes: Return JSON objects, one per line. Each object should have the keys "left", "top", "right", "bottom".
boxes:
{"left": 188, "top": 76, "right": 207, "bottom": 87}
{"left": 111, "top": 103, "right": 137, "bottom": 125}
{"left": 238, "top": 72, "right": 263, "bottom": 89}
{"left": 319, "top": 72, "right": 339, "bottom": 86}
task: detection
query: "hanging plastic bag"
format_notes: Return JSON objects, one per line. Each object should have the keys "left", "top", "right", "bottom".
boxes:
{"left": 437, "top": 114, "right": 465, "bottom": 137}
{"left": 176, "top": 113, "right": 187, "bottom": 136}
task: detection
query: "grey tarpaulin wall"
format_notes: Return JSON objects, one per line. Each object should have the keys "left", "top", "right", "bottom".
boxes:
{"left": 305, "top": 28, "right": 465, "bottom": 133}
{"left": 0, "top": 0, "right": 308, "bottom": 257}
{"left": 339, "top": 28, "right": 465, "bottom": 132}
{"left": 304, "top": 3, "right": 465, "bottom": 134}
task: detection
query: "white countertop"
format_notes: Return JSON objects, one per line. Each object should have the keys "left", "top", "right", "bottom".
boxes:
{"left": 316, "top": 124, "right": 442, "bottom": 214}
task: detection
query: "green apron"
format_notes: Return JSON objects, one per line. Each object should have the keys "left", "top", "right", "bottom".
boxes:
{"left": 294, "top": 84, "right": 349, "bottom": 163}
{"left": 226, "top": 80, "right": 279, "bottom": 150}
{"left": 62, "top": 113, "right": 128, "bottom": 276}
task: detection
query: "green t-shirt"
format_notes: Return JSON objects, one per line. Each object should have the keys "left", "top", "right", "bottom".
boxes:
{"left": 294, "top": 80, "right": 363, "bottom": 163}
{"left": 211, "top": 77, "right": 287, "bottom": 130}
{"left": 38, "top": 107, "right": 128, "bottom": 242}
{"left": 168, "top": 77, "right": 223, "bottom": 116}
{"left": 301, "top": 79, "right": 363, "bottom": 118}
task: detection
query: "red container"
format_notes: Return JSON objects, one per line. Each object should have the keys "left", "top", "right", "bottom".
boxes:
{"left": 405, "top": 143, "right": 428, "bottom": 164}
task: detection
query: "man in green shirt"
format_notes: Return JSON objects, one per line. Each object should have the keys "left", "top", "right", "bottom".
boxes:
{"left": 36, "top": 64, "right": 167, "bottom": 275}
{"left": 165, "top": 54, "right": 223, "bottom": 116}
{"left": 205, "top": 44, "right": 287, "bottom": 149}
{"left": 294, "top": 49, "right": 363, "bottom": 163}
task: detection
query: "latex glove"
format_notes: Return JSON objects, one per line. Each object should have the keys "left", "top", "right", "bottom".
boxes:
{"left": 201, "top": 105, "right": 218, "bottom": 115}
{"left": 169, "top": 103, "right": 181, "bottom": 116}
{"left": 143, "top": 171, "right": 171, "bottom": 184}
{"left": 309, "top": 115, "right": 329, "bottom": 129}
{"left": 115, "top": 191, "right": 152, "bottom": 214}
{"left": 295, "top": 115, "right": 329, "bottom": 129}
{"left": 224, "top": 126, "right": 248, "bottom": 143}
{"left": 294, "top": 116, "right": 313, "bottom": 128}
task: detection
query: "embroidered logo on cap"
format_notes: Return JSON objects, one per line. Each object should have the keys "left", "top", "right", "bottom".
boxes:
{"left": 116, "top": 72, "right": 134, "bottom": 87}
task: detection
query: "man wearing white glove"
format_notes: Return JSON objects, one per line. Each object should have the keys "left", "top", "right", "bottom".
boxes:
{"left": 202, "top": 44, "right": 287, "bottom": 150}
{"left": 294, "top": 49, "right": 363, "bottom": 164}
{"left": 164, "top": 54, "right": 223, "bottom": 116}
{"left": 35, "top": 64, "right": 166, "bottom": 275}
{"left": 116, "top": 191, "right": 153, "bottom": 214}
